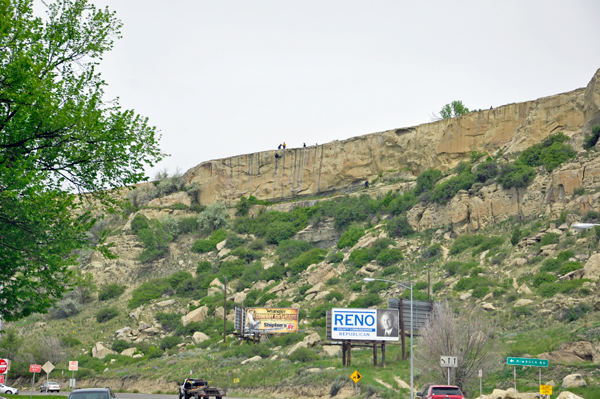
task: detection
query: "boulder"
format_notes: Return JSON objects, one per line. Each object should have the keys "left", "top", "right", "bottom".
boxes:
{"left": 231, "top": 291, "right": 247, "bottom": 303}
{"left": 268, "top": 281, "right": 287, "bottom": 294}
{"left": 292, "top": 217, "right": 341, "bottom": 249}
{"left": 138, "top": 321, "right": 151, "bottom": 330}
{"left": 556, "top": 392, "right": 584, "bottom": 399}
{"left": 582, "top": 253, "right": 600, "bottom": 280}
{"left": 92, "top": 342, "right": 116, "bottom": 359}
{"left": 147, "top": 191, "right": 191, "bottom": 207}
{"left": 214, "top": 306, "right": 225, "bottom": 319}
{"left": 322, "top": 345, "right": 342, "bottom": 357}
{"left": 460, "top": 292, "right": 472, "bottom": 301}
{"left": 514, "top": 299, "right": 533, "bottom": 307}
{"left": 210, "top": 278, "right": 222, "bottom": 287}
{"left": 192, "top": 332, "right": 211, "bottom": 345}
{"left": 487, "top": 389, "right": 506, "bottom": 399}
{"left": 121, "top": 348, "right": 137, "bottom": 357}
{"left": 156, "top": 299, "right": 177, "bottom": 307}
{"left": 561, "top": 341, "right": 598, "bottom": 362}
{"left": 539, "top": 350, "right": 585, "bottom": 363}
{"left": 287, "top": 341, "right": 308, "bottom": 356}
{"left": 207, "top": 287, "right": 222, "bottom": 296}
{"left": 561, "top": 374, "right": 586, "bottom": 389}
{"left": 482, "top": 303, "right": 496, "bottom": 311}
{"left": 518, "top": 284, "right": 532, "bottom": 295}
{"left": 307, "top": 263, "right": 337, "bottom": 285}
{"left": 240, "top": 355, "right": 262, "bottom": 365}
{"left": 314, "top": 291, "right": 330, "bottom": 300}
{"left": 182, "top": 305, "right": 208, "bottom": 326}
{"left": 216, "top": 240, "right": 227, "bottom": 251}
{"left": 303, "top": 332, "right": 321, "bottom": 347}
{"left": 504, "top": 388, "right": 517, "bottom": 399}
{"left": 305, "top": 283, "right": 324, "bottom": 295}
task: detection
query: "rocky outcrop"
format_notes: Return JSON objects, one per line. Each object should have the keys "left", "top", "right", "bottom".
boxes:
{"left": 92, "top": 342, "right": 116, "bottom": 359}
{"left": 183, "top": 69, "right": 600, "bottom": 207}
{"left": 561, "top": 374, "right": 587, "bottom": 389}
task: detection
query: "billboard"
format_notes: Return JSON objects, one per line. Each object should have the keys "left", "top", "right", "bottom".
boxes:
{"left": 328, "top": 308, "right": 399, "bottom": 341}
{"left": 244, "top": 308, "right": 298, "bottom": 333}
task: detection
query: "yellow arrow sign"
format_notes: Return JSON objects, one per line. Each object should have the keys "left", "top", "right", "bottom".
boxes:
{"left": 540, "top": 385, "right": 552, "bottom": 395}
{"left": 350, "top": 370, "right": 362, "bottom": 383}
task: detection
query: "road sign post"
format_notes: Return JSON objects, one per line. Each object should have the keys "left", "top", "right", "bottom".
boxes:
{"left": 41, "top": 361, "right": 54, "bottom": 393}
{"left": 506, "top": 357, "right": 549, "bottom": 396}
{"left": 29, "top": 365, "right": 41, "bottom": 399}
{"left": 69, "top": 361, "right": 78, "bottom": 389}
{"left": 350, "top": 370, "right": 362, "bottom": 396}
{"left": 440, "top": 356, "right": 457, "bottom": 385}
{"left": 479, "top": 370, "right": 482, "bottom": 399}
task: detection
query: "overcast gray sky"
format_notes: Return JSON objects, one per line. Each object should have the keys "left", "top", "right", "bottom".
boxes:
{"left": 86, "top": 0, "right": 600, "bottom": 179}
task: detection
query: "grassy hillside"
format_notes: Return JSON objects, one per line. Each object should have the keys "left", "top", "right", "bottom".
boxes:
{"left": 4, "top": 132, "right": 600, "bottom": 399}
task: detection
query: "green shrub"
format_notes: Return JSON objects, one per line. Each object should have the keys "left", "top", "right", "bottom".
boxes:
{"left": 156, "top": 312, "right": 181, "bottom": 332}
{"left": 444, "top": 261, "right": 462, "bottom": 276}
{"left": 130, "top": 213, "right": 150, "bottom": 233}
{"left": 326, "top": 276, "right": 340, "bottom": 285}
{"left": 350, "top": 282, "right": 363, "bottom": 291}
{"left": 422, "top": 243, "right": 442, "bottom": 259}
{"left": 148, "top": 346, "right": 163, "bottom": 359}
{"left": 455, "top": 276, "right": 494, "bottom": 292}
{"left": 512, "top": 306, "right": 532, "bottom": 318}
{"left": 98, "top": 284, "right": 126, "bottom": 301}
{"left": 432, "top": 281, "right": 444, "bottom": 292}
{"left": 348, "top": 293, "right": 381, "bottom": 308}
{"left": 266, "top": 221, "right": 296, "bottom": 244}
{"left": 60, "top": 335, "right": 82, "bottom": 347}
{"left": 225, "top": 233, "right": 248, "bottom": 249}
{"left": 276, "top": 240, "right": 314, "bottom": 262}
{"left": 230, "top": 247, "right": 264, "bottom": 263}
{"left": 557, "top": 261, "right": 583, "bottom": 276}
{"left": 327, "top": 252, "right": 344, "bottom": 264}
{"left": 349, "top": 248, "right": 370, "bottom": 267}
{"left": 497, "top": 163, "right": 536, "bottom": 189}
{"left": 415, "top": 169, "right": 442, "bottom": 195}
{"left": 532, "top": 272, "right": 558, "bottom": 288}
{"left": 221, "top": 259, "right": 246, "bottom": 280}
{"left": 382, "top": 266, "right": 401, "bottom": 276}
{"left": 111, "top": 340, "right": 130, "bottom": 353}
{"left": 178, "top": 217, "right": 199, "bottom": 234}
{"left": 197, "top": 261, "right": 212, "bottom": 274}
{"left": 129, "top": 278, "right": 171, "bottom": 308}
{"left": 376, "top": 248, "right": 403, "bottom": 266}
{"left": 289, "top": 347, "right": 319, "bottom": 362}
{"left": 450, "top": 235, "right": 485, "bottom": 255}
{"left": 475, "top": 160, "right": 499, "bottom": 182}
{"left": 430, "top": 171, "right": 475, "bottom": 205}
{"left": 326, "top": 291, "right": 344, "bottom": 301}
{"left": 539, "top": 141, "right": 576, "bottom": 172}
{"left": 510, "top": 226, "right": 523, "bottom": 246}
{"left": 191, "top": 239, "right": 216, "bottom": 253}
{"left": 557, "top": 250, "right": 575, "bottom": 262}
{"left": 459, "top": 261, "right": 479, "bottom": 275}
{"left": 540, "top": 258, "right": 561, "bottom": 272}
{"left": 472, "top": 286, "right": 490, "bottom": 298}
{"left": 248, "top": 238, "right": 266, "bottom": 251}
{"left": 310, "top": 303, "right": 335, "bottom": 318}
{"left": 167, "top": 271, "right": 193, "bottom": 290}
{"left": 540, "top": 232, "right": 560, "bottom": 246}
{"left": 337, "top": 225, "right": 365, "bottom": 249}
{"left": 159, "top": 336, "right": 182, "bottom": 350}
{"left": 299, "top": 284, "right": 313, "bottom": 295}
{"left": 471, "top": 236, "right": 505, "bottom": 256}
{"left": 96, "top": 307, "right": 119, "bottom": 323}
{"left": 288, "top": 248, "right": 327, "bottom": 274}
{"left": 584, "top": 125, "right": 600, "bottom": 150}
{"left": 387, "top": 216, "right": 414, "bottom": 237}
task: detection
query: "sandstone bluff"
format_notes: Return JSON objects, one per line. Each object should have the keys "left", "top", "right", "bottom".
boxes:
{"left": 183, "top": 68, "right": 600, "bottom": 208}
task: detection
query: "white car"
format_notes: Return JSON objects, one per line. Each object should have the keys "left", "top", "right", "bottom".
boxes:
{"left": 0, "top": 383, "right": 18, "bottom": 395}
{"left": 40, "top": 381, "right": 61, "bottom": 393}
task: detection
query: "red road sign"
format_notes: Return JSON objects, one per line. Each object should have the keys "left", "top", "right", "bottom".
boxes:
{"left": 68, "top": 361, "right": 78, "bottom": 371}
{"left": 30, "top": 364, "right": 41, "bottom": 373}
{"left": 0, "top": 375, "right": 4, "bottom": 383}
{"left": 0, "top": 359, "right": 8, "bottom": 374}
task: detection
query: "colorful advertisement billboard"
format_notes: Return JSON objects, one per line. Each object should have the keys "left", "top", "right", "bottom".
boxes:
{"left": 245, "top": 308, "right": 298, "bottom": 333}
{"left": 329, "top": 308, "right": 399, "bottom": 341}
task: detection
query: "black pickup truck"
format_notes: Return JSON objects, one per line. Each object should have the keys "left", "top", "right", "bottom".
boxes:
{"left": 179, "top": 378, "right": 227, "bottom": 399}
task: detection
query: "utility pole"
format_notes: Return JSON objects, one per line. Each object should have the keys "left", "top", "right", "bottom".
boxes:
{"left": 223, "top": 275, "right": 227, "bottom": 344}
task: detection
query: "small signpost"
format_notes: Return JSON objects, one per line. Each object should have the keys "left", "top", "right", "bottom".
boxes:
{"left": 479, "top": 370, "right": 482, "bottom": 399}
{"left": 350, "top": 370, "right": 362, "bottom": 396}
{"left": 41, "top": 361, "right": 54, "bottom": 394}
{"left": 69, "top": 361, "right": 78, "bottom": 389}
{"left": 440, "top": 356, "right": 457, "bottom": 385}
{"left": 506, "top": 357, "right": 549, "bottom": 396}
{"left": 29, "top": 365, "right": 41, "bottom": 399}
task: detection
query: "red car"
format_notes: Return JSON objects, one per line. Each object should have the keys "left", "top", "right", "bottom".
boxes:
{"left": 418, "top": 385, "right": 464, "bottom": 399}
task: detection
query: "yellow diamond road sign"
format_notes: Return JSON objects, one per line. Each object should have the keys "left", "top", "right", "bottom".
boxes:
{"left": 540, "top": 385, "right": 552, "bottom": 395}
{"left": 350, "top": 370, "right": 362, "bottom": 383}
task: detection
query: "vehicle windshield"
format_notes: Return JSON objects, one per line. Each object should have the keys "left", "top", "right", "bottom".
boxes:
{"left": 432, "top": 388, "right": 462, "bottom": 396}
{"left": 70, "top": 392, "right": 109, "bottom": 399}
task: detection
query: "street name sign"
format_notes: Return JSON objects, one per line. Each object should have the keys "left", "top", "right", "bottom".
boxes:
{"left": 350, "top": 370, "right": 362, "bottom": 383}
{"left": 0, "top": 359, "right": 8, "bottom": 374}
{"left": 506, "top": 357, "right": 548, "bottom": 367}
{"left": 440, "top": 356, "right": 458, "bottom": 368}
{"left": 30, "top": 364, "right": 41, "bottom": 373}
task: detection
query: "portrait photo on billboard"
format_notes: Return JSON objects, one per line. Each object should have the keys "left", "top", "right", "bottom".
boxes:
{"left": 376, "top": 309, "right": 399, "bottom": 338}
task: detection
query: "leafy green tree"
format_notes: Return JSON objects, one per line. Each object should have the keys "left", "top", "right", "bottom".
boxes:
{"left": 0, "top": 0, "right": 164, "bottom": 321}
{"left": 198, "top": 202, "right": 230, "bottom": 232}
{"left": 71, "top": 270, "right": 97, "bottom": 304}
{"left": 436, "top": 100, "right": 470, "bottom": 119}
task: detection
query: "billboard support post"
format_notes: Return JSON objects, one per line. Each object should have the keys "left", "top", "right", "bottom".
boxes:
{"left": 381, "top": 342, "right": 386, "bottom": 367}
{"left": 223, "top": 275, "right": 227, "bottom": 345}
{"left": 372, "top": 342, "right": 377, "bottom": 366}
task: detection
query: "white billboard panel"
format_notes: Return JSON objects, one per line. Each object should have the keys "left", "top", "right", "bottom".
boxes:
{"left": 330, "top": 308, "right": 399, "bottom": 341}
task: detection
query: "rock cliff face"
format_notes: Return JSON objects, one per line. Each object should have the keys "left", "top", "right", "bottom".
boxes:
{"left": 183, "top": 69, "right": 600, "bottom": 207}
